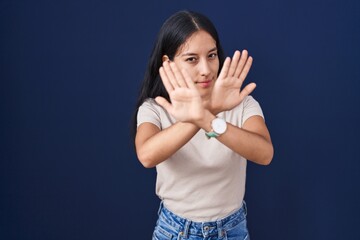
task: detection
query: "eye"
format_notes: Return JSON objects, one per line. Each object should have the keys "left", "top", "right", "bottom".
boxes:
{"left": 208, "top": 53, "right": 218, "bottom": 59}
{"left": 185, "top": 57, "right": 198, "bottom": 63}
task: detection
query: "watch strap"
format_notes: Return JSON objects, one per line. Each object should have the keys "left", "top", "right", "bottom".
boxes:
{"left": 205, "top": 131, "right": 219, "bottom": 139}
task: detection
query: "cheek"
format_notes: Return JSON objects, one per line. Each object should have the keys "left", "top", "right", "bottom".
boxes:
{"left": 211, "top": 61, "right": 220, "bottom": 75}
{"left": 186, "top": 67, "right": 198, "bottom": 79}
{"left": 176, "top": 62, "right": 197, "bottom": 78}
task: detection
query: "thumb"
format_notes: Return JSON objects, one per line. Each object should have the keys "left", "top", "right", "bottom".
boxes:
{"left": 239, "top": 83, "right": 257, "bottom": 101}
{"left": 155, "top": 96, "right": 172, "bottom": 112}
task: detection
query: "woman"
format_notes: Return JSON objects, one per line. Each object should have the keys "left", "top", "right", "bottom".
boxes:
{"left": 133, "top": 10, "right": 273, "bottom": 240}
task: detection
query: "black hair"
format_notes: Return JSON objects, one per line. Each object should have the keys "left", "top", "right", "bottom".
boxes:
{"left": 131, "top": 10, "right": 225, "bottom": 141}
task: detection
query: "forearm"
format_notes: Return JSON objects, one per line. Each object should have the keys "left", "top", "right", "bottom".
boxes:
{"left": 197, "top": 111, "right": 273, "bottom": 165}
{"left": 217, "top": 124, "right": 273, "bottom": 165}
{"left": 136, "top": 122, "right": 200, "bottom": 168}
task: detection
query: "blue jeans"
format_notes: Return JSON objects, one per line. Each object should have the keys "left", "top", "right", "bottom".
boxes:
{"left": 152, "top": 201, "right": 250, "bottom": 240}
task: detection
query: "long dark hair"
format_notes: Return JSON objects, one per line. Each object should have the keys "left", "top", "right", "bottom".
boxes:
{"left": 131, "top": 10, "right": 225, "bottom": 140}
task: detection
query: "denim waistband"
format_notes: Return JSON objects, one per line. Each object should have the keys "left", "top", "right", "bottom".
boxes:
{"left": 157, "top": 201, "right": 247, "bottom": 238}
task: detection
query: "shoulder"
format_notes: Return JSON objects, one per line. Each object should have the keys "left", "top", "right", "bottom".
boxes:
{"left": 229, "top": 95, "right": 261, "bottom": 113}
{"left": 139, "top": 98, "right": 164, "bottom": 113}
{"left": 140, "top": 98, "right": 158, "bottom": 107}
{"left": 221, "top": 95, "right": 264, "bottom": 126}
{"left": 243, "top": 95, "right": 260, "bottom": 106}
{"left": 137, "top": 98, "right": 174, "bottom": 129}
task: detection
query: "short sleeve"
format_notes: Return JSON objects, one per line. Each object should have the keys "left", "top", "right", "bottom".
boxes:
{"left": 241, "top": 96, "right": 264, "bottom": 125}
{"left": 137, "top": 98, "right": 162, "bottom": 129}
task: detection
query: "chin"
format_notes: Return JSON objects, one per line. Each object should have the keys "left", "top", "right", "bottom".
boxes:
{"left": 198, "top": 88, "right": 212, "bottom": 99}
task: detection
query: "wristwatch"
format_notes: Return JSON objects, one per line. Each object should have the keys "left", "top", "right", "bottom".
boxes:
{"left": 205, "top": 117, "right": 227, "bottom": 139}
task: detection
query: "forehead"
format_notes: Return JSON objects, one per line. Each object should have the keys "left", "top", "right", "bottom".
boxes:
{"left": 176, "top": 30, "right": 217, "bottom": 55}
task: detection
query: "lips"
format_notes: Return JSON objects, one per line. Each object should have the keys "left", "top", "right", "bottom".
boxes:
{"left": 195, "top": 79, "right": 212, "bottom": 88}
{"left": 196, "top": 80, "right": 211, "bottom": 83}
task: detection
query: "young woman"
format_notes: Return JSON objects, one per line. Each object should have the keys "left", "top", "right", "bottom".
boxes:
{"left": 133, "top": 10, "right": 273, "bottom": 240}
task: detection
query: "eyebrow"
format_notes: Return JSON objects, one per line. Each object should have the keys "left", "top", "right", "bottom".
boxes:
{"left": 180, "top": 47, "right": 218, "bottom": 57}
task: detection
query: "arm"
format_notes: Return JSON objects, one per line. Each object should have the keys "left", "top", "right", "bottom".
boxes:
{"left": 205, "top": 50, "right": 273, "bottom": 164}
{"left": 195, "top": 110, "right": 273, "bottom": 165}
{"left": 135, "top": 122, "right": 199, "bottom": 168}
{"left": 135, "top": 61, "right": 204, "bottom": 168}
{"left": 136, "top": 107, "right": 273, "bottom": 167}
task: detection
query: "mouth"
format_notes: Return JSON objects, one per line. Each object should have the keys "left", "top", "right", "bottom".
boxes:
{"left": 195, "top": 79, "right": 212, "bottom": 88}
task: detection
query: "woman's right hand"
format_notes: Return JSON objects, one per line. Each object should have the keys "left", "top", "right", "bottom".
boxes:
{"left": 155, "top": 61, "right": 205, "bottom": 123}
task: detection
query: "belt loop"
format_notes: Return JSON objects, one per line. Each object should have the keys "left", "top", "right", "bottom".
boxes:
{"left": 217, "top": 220, "right": 223, "bottom": 238}
{"left": 157, "top": 200, "right": 164, "bottom": 216}
{"left": 182, "top": 220, "right": 191, "bottom": 239}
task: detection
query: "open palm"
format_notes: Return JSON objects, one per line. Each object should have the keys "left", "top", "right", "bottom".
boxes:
{"left": 210, "top": 50, "right": 256, "bottom": 114}
{"left": 155, "top": 61, "right": 205, "bottom": 122}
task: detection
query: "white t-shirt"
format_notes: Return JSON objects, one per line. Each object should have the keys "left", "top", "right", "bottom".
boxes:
{"left": 137, "top": 96, "right": 264, "bottom": 221}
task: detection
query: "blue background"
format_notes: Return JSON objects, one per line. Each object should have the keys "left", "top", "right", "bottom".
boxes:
{"left": 1, "top": 0, "right": 359, "bottom": 239}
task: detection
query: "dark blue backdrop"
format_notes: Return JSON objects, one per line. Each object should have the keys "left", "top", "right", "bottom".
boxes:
{"left": 1, "top": 0, "right": 359, "bottom": 239}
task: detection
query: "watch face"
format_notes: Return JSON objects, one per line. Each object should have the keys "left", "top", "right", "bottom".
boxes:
{"left": 212, "top": 118, "right": 227, "bottom": 134}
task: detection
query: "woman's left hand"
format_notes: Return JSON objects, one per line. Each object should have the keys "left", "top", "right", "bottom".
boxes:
{"left": 209, "top": 50, "right": 256, "bottom": 114}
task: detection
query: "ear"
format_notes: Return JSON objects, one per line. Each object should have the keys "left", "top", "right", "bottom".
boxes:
{"left": 162, "top": 55, "right": 170, "bottom": 62}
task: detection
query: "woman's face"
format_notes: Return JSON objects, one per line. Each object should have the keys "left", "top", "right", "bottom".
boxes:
{"left": 171, "top": 30, "right": 219, "bottom": 99}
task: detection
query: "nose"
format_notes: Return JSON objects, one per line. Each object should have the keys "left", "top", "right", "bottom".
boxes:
{"left": 198, "top": 59, "right": 211, "bottom": 77}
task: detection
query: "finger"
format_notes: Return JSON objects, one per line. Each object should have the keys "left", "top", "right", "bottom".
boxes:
{"left": 217, "top": 57, "right": 231, "bottom": 80}
{"left": 159, "top": 66, "right": 174, "bottom": 93}
{"left": 239, "top": 56, "right": 253, "bottom": 81}
{"left": 155, "top": 96, "right": 172, "bottom": 113}
{"left": 234, "top": 50, "right": 249, "bottom": 78}
{"left": 170, "top": 62, "right": 187, "bottom": 88}
{"left": 163, "top": 61, "right": 180, "bottom": 88}
{"left": 238, "top": 83, "right": 256, "bottom": 101}
{"left": 181, "top": 69, "right": 196, "bottom": 89}
{"left": 227, "top": 50, "right": 241, "bottom": 77}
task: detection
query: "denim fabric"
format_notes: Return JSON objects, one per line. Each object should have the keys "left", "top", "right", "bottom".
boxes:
{"left": 152, "top": 202, "right": 250, "bottom": 240}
